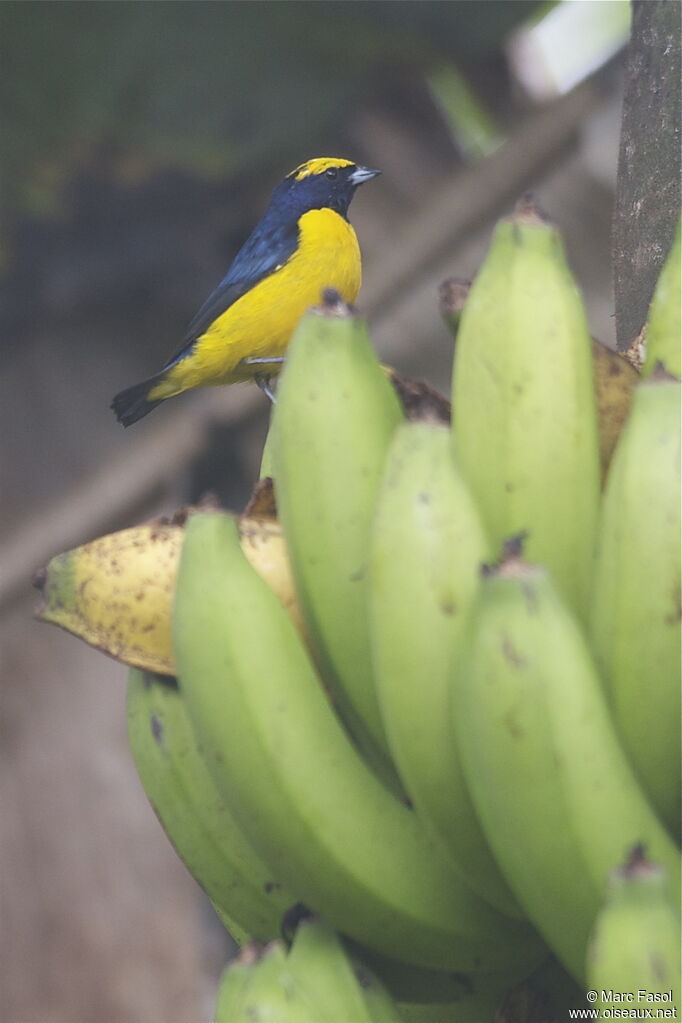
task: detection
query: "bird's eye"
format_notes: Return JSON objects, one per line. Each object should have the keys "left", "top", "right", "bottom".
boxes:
{"left": 325, "top": 167, "right": 338, "bottom": 179}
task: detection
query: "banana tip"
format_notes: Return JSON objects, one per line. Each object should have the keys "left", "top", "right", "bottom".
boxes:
{"left": 32, "top": 566, "right": 48, "bottom": 593}
{"left": 511, "top": 193, "right": 551, "bottom": 227}
{"left": 316, "top": 288, "right": 356, "bottom": 318}
{"left": 481, "top": 533, "right": 531, "bottom": 578}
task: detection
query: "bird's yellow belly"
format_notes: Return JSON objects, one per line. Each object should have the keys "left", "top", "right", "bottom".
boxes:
{"left": 161, "top": 208, "right": 361, "bottom": 394}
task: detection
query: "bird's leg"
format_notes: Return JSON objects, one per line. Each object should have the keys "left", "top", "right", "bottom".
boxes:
{"left": 255, "top": 374, "right": 277, "bottom": 403}
{"left": 242, "top": 357, "right": 285, "bottom": 404}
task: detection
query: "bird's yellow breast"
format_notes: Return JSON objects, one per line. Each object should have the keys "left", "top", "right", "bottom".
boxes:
{"left": 160, "top": 208, "right": 361, "bottom": 393}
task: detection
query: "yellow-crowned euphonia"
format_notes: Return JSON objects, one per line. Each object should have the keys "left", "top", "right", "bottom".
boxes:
{"left": 111, "top": 157, "right": 380, "bottom": 425}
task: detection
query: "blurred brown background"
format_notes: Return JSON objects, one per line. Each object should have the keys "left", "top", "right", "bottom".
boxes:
{"left": 1, "top": 2, "right": 678, "bottom": 1021}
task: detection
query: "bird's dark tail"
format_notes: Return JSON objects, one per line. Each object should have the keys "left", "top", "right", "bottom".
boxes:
{"left": 111, "top": 375, "right": 165, "bottom": 427}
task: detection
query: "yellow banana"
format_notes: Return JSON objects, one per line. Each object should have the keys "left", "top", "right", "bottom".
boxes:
{"left": 453, "top": 552, "right": 681, "bottom": 983}
{"left": 34, "top": 510, "right": 303, "bottom": 674}
{"left": 590, "top": 373, "right": 681, "bottom": 839}
{"left": 451, "top": 198, "right": 600, "bottom": 617}
{"left": 172, "top": 510, "right": 546, "bottom": 973}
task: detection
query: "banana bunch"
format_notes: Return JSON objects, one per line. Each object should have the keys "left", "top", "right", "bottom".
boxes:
{"left": 37, "top": 201, "right": 681, "bottom": 1015}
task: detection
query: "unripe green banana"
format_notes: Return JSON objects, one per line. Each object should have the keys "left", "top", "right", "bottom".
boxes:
{"left": 451, "top": 199, "right": 600, "bottom": 617}
{"left": 591, "top": 374, "right": 681, "bottom": 840}
{"left": 586, "top": 847, "right": 681, "bottom": 1018}
{"left": 126, "top": 668, "right": 296, "bottom": 945}
{"left": 213, "top": 947, "right": 253, "bottom": 1021}
{"left": 453, "top": 553, "right": 681, "bottom": 983}
{"left": 214, "top": 941, "right": 316, "bottom": 1023}
{"left": 345, "top": 941, "right": 483, "bottom": 1005}
{"left": 369, "top": 420, "right": 522, "bottom": 919}
{"left": 355, "top": 970, "right": 404, "bottom": 1023}
{"left": 173, "top": 511, "right": 546, "bottom": 973}
{"left": 286, "top": 917, "right": 393, "bottom": 1023}
{"left": 642, "top": 217, "right": 681, "bottom": 378}
{"left": 395, "top": 967, "right": 529, "bottom": 1023}
{"left": 271, "top": 298, "right": 404, "bottom": 765}
{"left": 440, "top": 278, "right": 638, "bottom": 486}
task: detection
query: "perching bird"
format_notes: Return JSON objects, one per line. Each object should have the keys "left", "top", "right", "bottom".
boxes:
{"left": 111, "top": 157, "right": 380, "bottom": 426}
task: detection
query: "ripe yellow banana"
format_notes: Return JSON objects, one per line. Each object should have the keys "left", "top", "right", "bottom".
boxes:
{"left": 172, "top": 510, "right": 546, "bottom": 973}
{"left": 586, "top": 847, "right": 681, "bottom": 1018}
{"left": 590, "top": 373, "right": 681, "bottom": 839}
{"left": 271, "top": 297, "right": 404, "bottom": 765}
{"left": 369, "top": 420, "right": 522, "bottom": 919}
{"left": 126, "top": 667, "right": 296, "bottom": 944}
{"left": 642, "top": 217, "right": 681, "bottom": 378}
{"left": 452, "top": 552, "right": 681, "bottom": 983}
{"left": 34, "top": 511, "right": 303, "bottom": 674}
{"left": 451, "top": 198, "right": 600, "bottom": 618}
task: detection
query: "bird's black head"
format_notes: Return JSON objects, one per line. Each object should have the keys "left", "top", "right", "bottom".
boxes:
{"left": 269, "top": 157, "right": 381, "bottom": 222}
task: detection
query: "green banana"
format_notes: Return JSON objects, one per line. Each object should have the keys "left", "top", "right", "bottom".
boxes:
{"left": 286, "top": 917, "right": 392, "bottom": 1023}
{"left": 214, "top": 941, "right": 316, "bottom": 1023}
{"left": 173, "top": 510, "right": 546, "bottom": 973}
{"left": 451, "top": 198, "right": 600, "bottom": 618}
{"left": 355, "top": 970, "right": 404, "bottom": 1023}
{"left": 395, "top": 968, "right": 526, "bottom": 1023}
{"left": 452, "top": 553, "right": 681, "bottom": 983}
{"left": 590, "top": 374, "right": 681, "bottom": 840}
{"left": 345, "top": 942, "right": 479, "bottom": 1005}
{"left": 271, "top": 297, "right": 404, "bottom": 764}
{"left": 126, "top": 668, "right": 296, "bottom": 945}
{"left": 369, "top": 420, "right": 522, "bottom": 919}
{"left": 213, "top": 947, "right": 254, "bottom": 1021}
{"left": 586, "top": 847, "right": 681, "bottom": 1018}
{"left": 642, "top": 217, "right": 681, "bottom": 378}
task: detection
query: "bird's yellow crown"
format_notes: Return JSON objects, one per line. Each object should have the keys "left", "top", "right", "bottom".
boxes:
{"left": 287, "top": 157, "right": 355, "bottom": 181}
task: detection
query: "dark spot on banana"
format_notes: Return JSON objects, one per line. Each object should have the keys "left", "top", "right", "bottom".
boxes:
{"left": 502, "top": 633, "right": 526, "bottom": 668}
{"left": 150, "top": 714, "right": 163, "bottom": 745}
{"left": 503, "top": 707, "right": 524, "bottom": 740}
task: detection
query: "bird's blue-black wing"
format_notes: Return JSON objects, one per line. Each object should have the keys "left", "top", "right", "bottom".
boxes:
{"left": 163, "top": 218, "right": 300, "bottom": 369}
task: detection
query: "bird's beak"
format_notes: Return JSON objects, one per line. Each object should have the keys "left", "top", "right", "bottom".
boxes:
{"left": 349, "top": 165, "right": 382, "bottom": 185}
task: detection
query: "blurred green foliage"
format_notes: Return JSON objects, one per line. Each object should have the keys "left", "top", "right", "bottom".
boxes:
{"left": 1, "top": 0, "right": 541, "bottom": 218}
